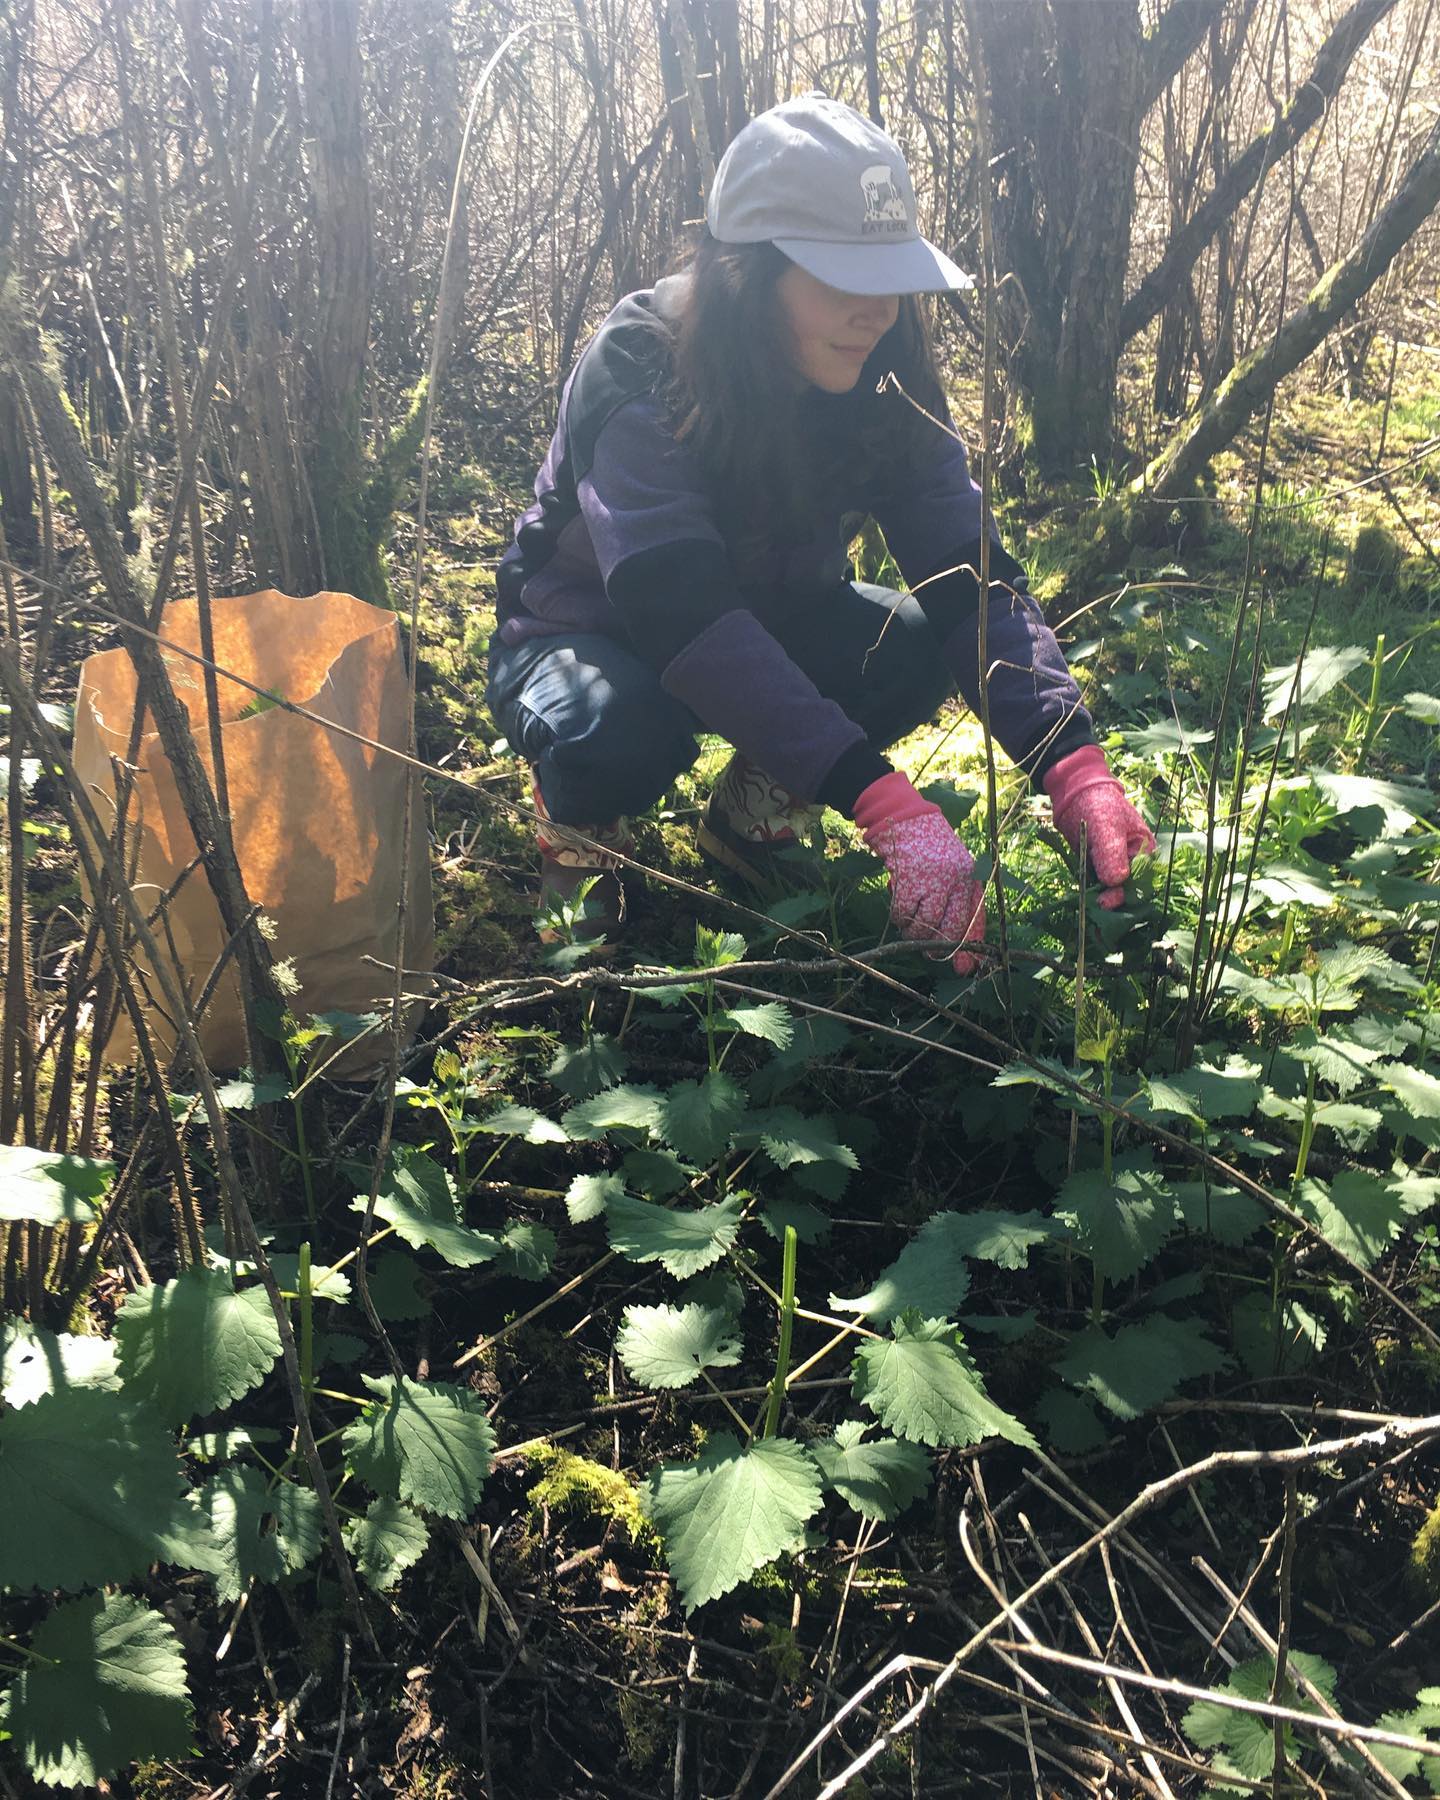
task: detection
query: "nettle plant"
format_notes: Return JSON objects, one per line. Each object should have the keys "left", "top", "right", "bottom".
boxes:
{"left": 2, "top": 637, "right": 1438, "bottom": 1788}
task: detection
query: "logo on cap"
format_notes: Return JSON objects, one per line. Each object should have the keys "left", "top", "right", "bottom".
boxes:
{"left": 860, "top": 163, "right": 908, "bottom": 235}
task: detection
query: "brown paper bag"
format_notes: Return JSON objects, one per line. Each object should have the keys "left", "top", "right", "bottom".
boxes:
{"left": 74, "top": 589, "right": 434, "bottom": 1072}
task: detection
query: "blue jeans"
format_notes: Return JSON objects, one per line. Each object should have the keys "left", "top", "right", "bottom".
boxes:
{"left": 486, "top": 583, "right": 953, "bottom": 825}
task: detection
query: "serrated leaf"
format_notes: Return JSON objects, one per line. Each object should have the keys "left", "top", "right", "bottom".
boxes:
{"left": 0, "top": 1593, "right": 192, "bottom": 1788}
{"left": 0, "top": 1320, "right": 119, "bottom": 1408}
{"left": 494, "top": 1220, "right": 556, "bottom": 1280}
{"left": 1311, "top": 768, "right": 1430, "bottom": 835}
{"left": 1232, "top": 1293, "right": 1326, "bottom": 1378}
{"left": 264, "top": 1253, "right": 350, "bottom": 1302}
{"left": 760, "top": 1197, "right": 830, "bottom": 1244}
{"left": 473, "top": 1102, "right": 569, "bottom": 1143}
{"left": 1376, "top": 1060, "right": 1440, "bottom": 1122}
{"left": 830, "top": 1213, "right": 972, "bottom": 1325}
{"left": 560, "top": 1083, "right": 665, "bottom": 1140}
{"left": 928, "top": 1209, "right": 1053, "bottom": 1270}
{"left": 1370, "top": 1692, "right": 1440, "bottom": 1786}
{"left": 615, "top": 1302, "right": 742, "bottom": 1389}
{"left": 960, "top": 1308, "right": 1039, "bottom": 1342}
{"left": 1294, "top": 1171, "right": 1407, "bottom": 1269}
{"left": 1261, "top": 644, "right": 1369, "bottom": 720}
{"left": 658, "top": 1071, "right": 747, "bottom": 1164}
{"left": 622, "top": 1148, "right": 697, "bottom": 1198}
{"left": 192, "top": 1466, "right": 323, "bottom": 1602}
{"left": 1056, "top": 1315, "right": 1229, "bottom": 1421}
{"left": 356, "top": 1146, "right": 501, "bottom": 1267}
{"left": 808, "top": 1421, "right": 931, "bottom": 1520}
{"left": 183, "top": 1426, "right": 282, "bottom": 1462}
{"left": 1035, "top": 1388, "right": 1110, "bottom": 1453}
{"left": 740, "top": 1106, "right": 859, "bottom": 1174}
{"left": 0, "top": 1388, "right": 210, "bottom": 1591}
{"left": 1144, "top": 1056, "right": 1262, "bottom": 1123}
{"left": 547, "top": 1034, "right": 628, "bottom": 1098}
{"left": 115, "top": 1268, "right": 282, "bottom": 1424}
{"left": 1402, "top": 692, "right": 1440, "bottom": 724}
{"left": 1054, "top": 1156, "right": 1178, "bottom": 1281}
{"left": 716, "top": 1003, "right": 794, "bottom": 1049}
{"left": 0, "top": 1145, "right": 112, "bottom": 1224}
{"left": 1183, "top": 1651, "right": 1335, "bottom": 1787}
{"left": 1288, "top": 1035, "right": 1381, "bottom": 1095}
{"left": 1173, "top": 1182, "right": 1267, "bottom": 1246}
{"left": 605, "top": 1193, "right": 742, "bottom": 1278}
{"left": 368, "top": 1249, "right": 429, "bottom": 1320}
{"left": 566, "top": 1171, "right": 625, "bottom": 1222}
{"left": 642, "top": 1434, "right": 821, "bottom": 1611}
{"left": 214, "top": 1075, "right": 291, "bottom": 1109}
{"left": 344, "top": 1497, "right": 431, "bottom": 1592}
{"left": 852, "top": 1312, "right": 1035, "bottom": 1449}
{"left": 342, "top": 1376, "right": 495, "bottom": 1519}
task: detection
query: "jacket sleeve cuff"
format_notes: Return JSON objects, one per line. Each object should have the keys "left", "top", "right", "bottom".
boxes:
{"left": 817, "top": 741, "right": 894, "bottom": 816}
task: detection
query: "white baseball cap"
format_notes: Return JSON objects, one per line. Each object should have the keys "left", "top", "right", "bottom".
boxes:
{"left": 707, "top": 93, "right": 973, "bottom": 297}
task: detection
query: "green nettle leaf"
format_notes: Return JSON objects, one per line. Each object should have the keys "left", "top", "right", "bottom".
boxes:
{"left": 1369, "top": 1690, "right": 1440, "bottom": 1787}
{"left": 623, "top": 1148, "right": 698, "bottom": 1198}
{"left": 605, "top": 1193, "right": 742, "bottom": 1278}
{"left": 214, "top": 1074, "right": 291, "bottom": 1109}
{"left": 1173, "top": 1182, "right": 1267, "bottom": 1247}
{"left": 0, "top": 1388, "right": 210, "bottom": 1591}
{"left": 1376, "top": 1060, "right": 1440, "bottom": 1126}
{"left": 560, "top": 1083, "right": 665, "bottom": 1140}
{"left": 193, "top": 1466, "right": 323, "bottom": 1602}
{"left": 1294, "top": 1171, "right": 1407, "bottom": 1269}
{"left": 1402, "top": 692, "right": 1440, "bottom": 725}
{"left": 1261, "top": 644, "right": 1369, "bottom": 720}
{"left": 830, "top": 1214, "right": 972, "bottom": 1325}
{"left": 1035, "top": 1388, "right": 1110, "bottom": 1453}
{"left": 643, "top": 1434, "right": 822, "bottom": 1611}
{"left": 761, "top": 1197, "right": 830, "bottom": 1244}
{"left": 344, "top": 1497, "right": 432, "bottom": 1592}
{"left": 658, "top": 1070, "right": 747, "bottom": 1165}
{"left": 808, "top": 1420, "right": 931, "bottom": 1521}
{"left": 615, "top": 1302, "right": 742, "bottom": 1389}
{"left": 693, "top": 925, "right": 748, "bottom": 969}
{"left": 1145, "top": 1056, "right": 1262, "bottom": 1123}
{"left": 547, "top": 1034, "right": 628, "bottom": 1099}
{"left": 368, "top": 1250, "right": 430, "bottom": 1321}
{"left": 495, "top": 1220, "right": 557, "bottom": 1281}
{"left": 114, "top": 1268, "right": 283, "bottom": 1424}
{"left": 922, "top": 1209, "right": 1053, "bottom": 1272}
{"left": 566, "top": 1171, "right": 626, "bottom": 1223}
{"left": 0, "top": 1593, "right": 192, "bottom": 1788}
{"left": 1257, "top": 1089, "right": 1383, "bottom": 1144}
{"left": 473, "top": 1102, "right": 569, "bottom": 1143}
{"left": 0, "top": 1144, "right": 112, "bottom": 1224}
{"left": 852, "top": 1312, "right": 1036, "bottom": 1450}
{"left": 0, "top": 1319, "right": 119, "bottom": 1408}
{"left": 1287, "top": 1034, "right": 1381, "bottom": 1096}
{"left": 1182, "top": 1651, "right": 1336, "bottom": 1789}
{"left": 1056, "top": 1315, "right": 1229, "bottom": 1421}
{"left": 1231, "top": 1293, "right": 1327, "bottom": 1379}
{"left": 1310, "top": 769, "right": 1430, "bottom": 837}
{"left": 1054, "top": 1156, "right": 1178, "bottom": 1282}
{"left": 342, "top": 1375, "right": 496, "bottom": 1519}
{"left": 355, "top": 1146, "right": 502, "bottom": 1267}
{"left": 716, "top": 1003, "right": 795, "bottom": 1049}
{"left": 740, "top": 1106, "right": 860, "bottom": 1176}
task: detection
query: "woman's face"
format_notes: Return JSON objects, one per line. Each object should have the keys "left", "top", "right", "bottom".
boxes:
{"left": 774, "top": 263, "right": 901, "bottom": 393}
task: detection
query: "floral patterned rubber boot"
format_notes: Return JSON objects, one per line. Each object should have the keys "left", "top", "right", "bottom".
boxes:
{"left": 697, "top": 753, "right": 825, "bottom": 891}
{"left": 532, "top": 773, "right": 633, "bottom": 948}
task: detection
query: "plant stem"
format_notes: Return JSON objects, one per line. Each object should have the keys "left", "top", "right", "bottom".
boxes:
{"left": 298, "top": 1240, "right": 314, "bottom": 1406}
{"left": 763, "top": 1225, "right": 799, "bottom": 1440}
{"left": 0, "top": 1633, "right": 52, "bottom": 1667}
{"left": 1355, "top": 630, "right": 1387, "bottom": 771}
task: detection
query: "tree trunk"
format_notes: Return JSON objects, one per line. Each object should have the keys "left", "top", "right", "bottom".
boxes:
{"left": 977, "top": 0, "right": 1147, "bottom": 473}
{"left": 1140, "top": 112, "right": 1440, "bottom": 501}
{"left": 1120, "top": 0, "right": 1401, "bottom": 348}
{"left": 294, "top": 0, "right": 375, "bottom": 600}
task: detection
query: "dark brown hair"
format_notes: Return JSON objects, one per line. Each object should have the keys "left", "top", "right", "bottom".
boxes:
{"left": 661, "top": 232, "right": 947, "bottom": 575}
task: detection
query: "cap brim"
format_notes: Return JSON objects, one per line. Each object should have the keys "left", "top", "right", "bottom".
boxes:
{"left": 772, "top": 234, "right": 973, "bottom": 296}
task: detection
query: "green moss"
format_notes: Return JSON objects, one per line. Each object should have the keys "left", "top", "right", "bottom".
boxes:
{"left": 1411, "top": 1494, "right": 1440, "bottom": 1598}
{"left": 526, "top": 1444, "right": 656, "bottom": 1546}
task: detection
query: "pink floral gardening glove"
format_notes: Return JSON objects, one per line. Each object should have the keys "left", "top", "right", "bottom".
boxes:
{"left": 853, "top": 772, "right": 988, "bottom": 974}
{"left": 1043, "top": 745, "right": 1156, "bottom": 910}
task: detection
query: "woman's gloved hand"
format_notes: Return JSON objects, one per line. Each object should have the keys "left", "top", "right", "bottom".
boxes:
{"left": 1043, "top": 745, "right": 1155, "bottom": 909}
{"left": 853, "top": 772, "right": 987, "bottom": 973}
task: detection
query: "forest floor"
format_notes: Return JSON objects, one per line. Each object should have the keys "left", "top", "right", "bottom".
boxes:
{"left": 7, "top": 353, "right": 1440, "bottom": 1799}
